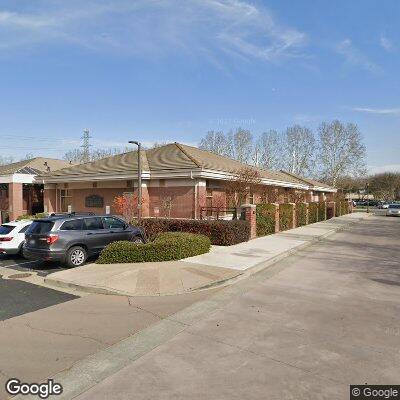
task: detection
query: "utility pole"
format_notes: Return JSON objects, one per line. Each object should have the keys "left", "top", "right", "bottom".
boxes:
{"left": 128, "top": 141, "right": 142, "bottom": 220}
{"left": 366, "top": 182, "right": 370, "bottom": 213}
{"left": 81, "top": 129, "right": 92, "bottom": 163}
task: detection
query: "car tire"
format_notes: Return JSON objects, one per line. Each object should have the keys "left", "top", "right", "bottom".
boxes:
{"left": 66, "top": 246, "right": 87, "bottom": 268}
{"left": 131, "top": 235, "right": 144, "bottom": 244}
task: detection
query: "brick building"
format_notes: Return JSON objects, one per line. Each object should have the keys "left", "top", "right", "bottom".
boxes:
{"left": 38, "top": 143, "right": 336, "bottom": 219}
{"left": 0, "top": 157, "right": 72, "bottom": 222}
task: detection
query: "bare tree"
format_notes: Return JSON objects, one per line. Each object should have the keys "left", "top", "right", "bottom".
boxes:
{"left": 0, "top": 156, "right": 14, "bottom": 166}
{"left": 369, "top": 172, "right": 400, "bottom": 201}
{"left": 199, "top": 131, "right": 232, "bottom": 157}
{"left": 224, "top": 167, "right": 262, "bottom": 206}
{"left": 282, "top": 125, "right": 315, "bottom": 176}
{"left": 232, "top": 128, "right": 254, "bottom": 164}
{"left": 256, "top": 130, "right": 282, "bottom": 170}
{"left": 317, "top": 121, "right": 366, "bottom": 187}
{"left": 64, "top": 146, "right": 131, "bottom": 163}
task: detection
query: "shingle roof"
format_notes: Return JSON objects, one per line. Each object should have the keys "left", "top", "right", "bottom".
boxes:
{"left": 0, "top": 157, "right": 72, "bottom": 176}
{"left": 39, "top": 143, "right": 334, "bottom": 190}
{"left": 279, "top": 171, "right": 333, "bottom": 190}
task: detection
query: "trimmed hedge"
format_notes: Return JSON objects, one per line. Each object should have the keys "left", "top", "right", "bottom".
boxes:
{"left": 317, "top": 202, "right": 326, "bottom": 222}
{"left": 97, "top": 232, "right": 211, "bottom": 264}
{"left": 279, "top": 203, "right": 293, "bottom": 231}
{"left": 133, "top": 218, "right": 250, "bottom": 246}
{"left": 340, "top": 200, "right": 349, "bottom": 215}
{"left": 296, "top": 203, "right": 307, "bottom": 227}
{"left": 308, "top": 202, "right": 318, "bottom": 224}
{"left": 256, "top": 204, "right": 276, "bottom": 236}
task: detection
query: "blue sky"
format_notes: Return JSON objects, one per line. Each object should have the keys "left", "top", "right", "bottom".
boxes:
{"left": 0, "top": 0, "right": 399, "bottom": 173}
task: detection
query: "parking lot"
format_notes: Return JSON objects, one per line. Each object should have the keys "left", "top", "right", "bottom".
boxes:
{"left": 0, "top": 255, "right": 74, "bottom": 321}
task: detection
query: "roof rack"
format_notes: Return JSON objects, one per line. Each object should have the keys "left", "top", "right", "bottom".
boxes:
{"left": 49, "top": 212, "right": 96, "bottom": 217}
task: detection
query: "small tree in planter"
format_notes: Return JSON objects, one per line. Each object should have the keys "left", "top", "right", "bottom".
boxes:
{"left": 113, "top": 193, "right": 144, "bottom": 222}
{"left": 224, "top": 167, "right": 262, "bottom": 207}
{"left": 161, "top": 196, "right": 173, "bottom": 218}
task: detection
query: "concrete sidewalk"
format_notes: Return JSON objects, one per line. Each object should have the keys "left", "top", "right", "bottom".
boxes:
{"left": 45, "top": 213, "right": 369, "bottom": 297}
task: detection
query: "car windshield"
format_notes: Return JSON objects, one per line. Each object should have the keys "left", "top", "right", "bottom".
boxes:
{"left": 389, "top": 204, "right": 400, "bottom": 209}
{"left": 26, "top": 221, "right": 54, "bottom": 234}
{"left": 0, "top": 225, "right": 15, "bottom": 235}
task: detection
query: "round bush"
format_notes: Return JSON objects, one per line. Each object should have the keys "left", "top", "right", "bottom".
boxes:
{"left": 97, "top": 232, "right": 211, "bottom": 264}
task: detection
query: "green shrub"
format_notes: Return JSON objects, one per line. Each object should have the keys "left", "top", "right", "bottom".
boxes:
{"left": 308, "top": 203, "right": 318, "bottom": 224}
{"left": 97, "top": 232, "right": 211, "bottom": 264}
{"left": 317, "top": 202, "right": 326, "bottom": 222}
{"left": 256, "top": 204, "right": 276, "bottom": 236}
{"left": 16, "top": 212, "right": 48, "bottom": 221}
{"left": 335, "top": 201, "right": 341, "bottom": 217}
{"left": 279, "top": 203, "right": 294, "bottom": 231}
{"left": 340, "top": 200, "right": 349, "bottom": 215}
{"left": 133, "top": 218, "right": 250, "bottom": 246}
{"left": 296, "top": 203, "right": 307, "bottom": 227}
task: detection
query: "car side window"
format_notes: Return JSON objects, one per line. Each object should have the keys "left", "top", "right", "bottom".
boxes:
{"left": 103, "top": 217, "right": 125, "bottom": 230}
{"left": 18, "top": 225, "right": 31, "bottom": 233}
{"left": 61, "top": 219, "right": 84, "bottom": 231}
{"left": 83, "top": 217, "right": 104, "bottom": 230}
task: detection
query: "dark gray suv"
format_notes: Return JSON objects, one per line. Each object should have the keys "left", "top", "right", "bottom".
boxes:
{"left": 23, "top": 214, "right": 145, "bottom": 267}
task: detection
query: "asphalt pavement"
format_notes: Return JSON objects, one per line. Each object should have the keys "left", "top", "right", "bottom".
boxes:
{"left": 0, "top": 279, "right": 78, "bottom": 321}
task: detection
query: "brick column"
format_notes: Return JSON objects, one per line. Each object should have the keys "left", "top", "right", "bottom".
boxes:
{"left": 44, "top": 185, "right": 57, "bottom": 214}
{"left": 327, "top": 201, "right": 336, "bottom": 219}
{"left": 8, "top": 183, "right": 23, "bottom": 220}
{"left": 273, "top": 203, "right": 280, "bottom": 233}
{"left": 241, "top": 204, "right": 257, "bottom": 239}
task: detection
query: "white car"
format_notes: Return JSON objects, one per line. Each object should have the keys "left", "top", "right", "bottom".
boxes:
{"left": 386, "top": 204, "right": 400, "bottom": 217}
{"left": 0, "top": 220, "right": 32, "bottom": 256}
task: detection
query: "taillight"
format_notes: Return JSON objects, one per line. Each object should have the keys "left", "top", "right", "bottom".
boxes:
{"left": 46, "top": 235, "right": 59, "bottom": 245}
{"left": 0, "top": 237, "right": 13, "bottom": 242}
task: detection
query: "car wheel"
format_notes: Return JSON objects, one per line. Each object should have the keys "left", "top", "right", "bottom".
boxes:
{"left": 66, "top": 246, "right": 87, "bottom": 268}
{"left": 131, "top": 235, "right": 144, "bottom": 244}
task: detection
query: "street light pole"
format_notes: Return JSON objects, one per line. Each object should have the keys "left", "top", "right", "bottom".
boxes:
{"left": 128, "top": 141, "right": 142, "bottom": 220}
{"left": 366, "top": 182, "right": 370, "bottom": 214}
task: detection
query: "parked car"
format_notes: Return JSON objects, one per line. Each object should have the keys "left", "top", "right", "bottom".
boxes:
{"left": 23, "top": 214, "right": 145, "bottom": 267}
{"left": 378, "top": 202, "right": 390, "bottom": 209}
{"left": 0, "top": 220, "right": 32, "bottom": 256}
{"left": 386, "top": 204, "right": 400, "bottom": 217}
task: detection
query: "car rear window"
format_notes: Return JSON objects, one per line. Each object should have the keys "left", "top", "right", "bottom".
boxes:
{"left": 389, "top": 204, "right": 400, "bottom": 209}
{"left": 27, "top": 221, "right": 54, "bottom": 234}
{"left": 0, "top": 225, "right": 15, "bottom": 235}
{"left": 61, "top": 219, "right": 84, "bottom": 231}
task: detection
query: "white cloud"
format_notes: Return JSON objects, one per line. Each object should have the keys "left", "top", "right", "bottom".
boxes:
{"left": 353, "top": 107, "right": 400, "bottom": 116}
{"left": 0, "top": 0, "right": 307, "bottom": 63}
{"left": 380, "top": 34, "right": 394, "bottom": 52}
{"left": 336, "top": 39, "right": 379, "bottom": 72}
{"left": 368, "top": 164, "right": 400, "bottom": 174}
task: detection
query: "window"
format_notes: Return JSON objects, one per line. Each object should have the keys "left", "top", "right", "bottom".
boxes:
{"left": 83, "top": 217, "right": 104, "bottom": 230}
{"left": 249, "top": 192, "right": 254, "bottom": 205}
{"left": 27, "top": 221, "right": 54, "bottom": 234}
{"left": 0, "top": 225, "right": 14, "bottom": 235}
{"left": 18, "top": 225, "right": 31, "bottom": 233}
{"left": 60, "top": 189, "right": 72, "bottom": 213}
{"left": 61, "top": 219, "right": 84, "bottom": 231}
{"left": 103, "top": 217, "right": 125, "bottom": 230}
